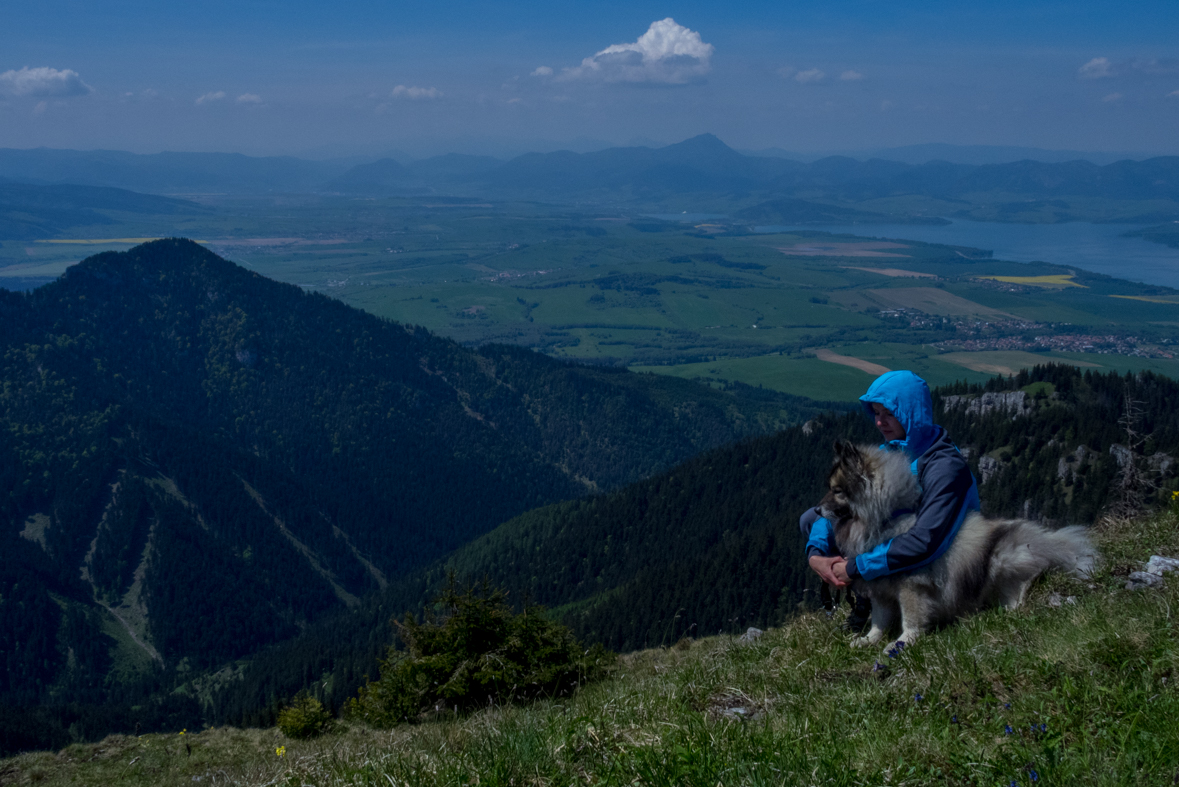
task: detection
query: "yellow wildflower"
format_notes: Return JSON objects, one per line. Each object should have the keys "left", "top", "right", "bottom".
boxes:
{"left": 276, "top": 746, "right": 286, "bottom": 757}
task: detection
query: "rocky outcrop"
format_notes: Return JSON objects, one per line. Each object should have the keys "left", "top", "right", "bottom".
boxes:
{"left": 943, "top": 391, "right": 1033, "bottom": 419}
{"left": 978, "top": 455, "right": 1001, "bottom": 483}
{"left": 1057, "top": 445, "right": 1095, "bottom": 481}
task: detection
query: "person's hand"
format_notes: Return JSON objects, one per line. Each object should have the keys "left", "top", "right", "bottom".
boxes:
{"left": 831, "top": 559, "right": 851, "bottom": 584}
{"left": 809, "top": 555, "right": 848, "bottom": 587}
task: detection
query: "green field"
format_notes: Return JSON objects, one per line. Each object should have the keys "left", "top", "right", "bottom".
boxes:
{"left": 5, "top": 196, "right": 1179, "bottom": 400}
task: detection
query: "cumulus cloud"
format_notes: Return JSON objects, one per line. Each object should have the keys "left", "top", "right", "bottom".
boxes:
{"left": 0, "top": 66, "right": 91, "bottom": 97}
{"left": 236, "top": 93, "right": 261, "bottom": 104}
{"left": 1079, "top": 57, "right": 1113, "bottom": 79}
{"left": 195, "top": 91, "right": 226, "bottom": 105}
{"left": 794, "top": 68, "right": 825, "bottom": 84}
{"left": 1079, "top": 56, "right": 1179, "bottom": 80}
{"left": 531, "top": 66, "right": 553, "bottom": 77}
{"left": 840, "top": 70, "right": 864, "bottom": 81}
{"left": 560, "top": 18, "right": 713, "bottom": 84}
{"left": 391, "top": 85, "right": 440, "bottom": 99}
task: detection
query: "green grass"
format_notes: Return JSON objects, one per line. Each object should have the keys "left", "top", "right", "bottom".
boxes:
{"left": 6, "top": 510, "right": 1177, "bottom": 786}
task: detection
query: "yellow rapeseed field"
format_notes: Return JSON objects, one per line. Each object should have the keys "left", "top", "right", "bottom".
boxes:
{"left": 976, "top": 274, "right": 1086, "bottom": 288}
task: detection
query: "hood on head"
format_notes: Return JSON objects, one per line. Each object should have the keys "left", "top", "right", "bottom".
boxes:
{"left": 859, "top": 370, "right": 938, "bottom": 457}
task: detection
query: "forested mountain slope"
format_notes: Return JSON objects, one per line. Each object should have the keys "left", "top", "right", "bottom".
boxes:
{"left": 0, "top": 239, "right": 819, "bottom": 726}
{"left": 213, "top": 364, "right": 1179, "bottom": 730}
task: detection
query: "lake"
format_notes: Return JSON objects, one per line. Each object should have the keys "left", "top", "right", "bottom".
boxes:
{"left": 752, "top": 220, "right": 1179, "bottom": 289}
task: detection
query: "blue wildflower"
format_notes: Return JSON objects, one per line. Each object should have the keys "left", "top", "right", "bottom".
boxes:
{"left": 915, "top": 693, "right": 923, "bottom": 702}
{"left": 1030, "top": 770, "right": 1039, "bottom": 783}
{"left": 1010, "top": 781, "right": 1018, "bottom": 787}
{"left": 951, "top": 715, "right": 958, "bottom": 724}
{"left": 1005, "top": 702, "right": 1011, "bottom": 710}
{"left": 1039, "top": 723, "right": 1047, "bottom": 732}
{"left": 1005, "top": 725, "right": 1014, "bottom": 735}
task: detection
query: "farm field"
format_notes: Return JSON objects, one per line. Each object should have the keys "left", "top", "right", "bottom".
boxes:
{"left": 4, "top": 195, "right": 1179, "bottom": 400}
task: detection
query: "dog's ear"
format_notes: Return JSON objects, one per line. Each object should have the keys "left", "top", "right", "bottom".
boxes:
{"left": 833, "top": 440, "right": 862, "bottom": 465}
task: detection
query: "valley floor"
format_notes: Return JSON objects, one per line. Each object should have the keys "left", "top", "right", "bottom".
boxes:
{"left": 3, "top": 511, "right": 1177, "bottom": 787}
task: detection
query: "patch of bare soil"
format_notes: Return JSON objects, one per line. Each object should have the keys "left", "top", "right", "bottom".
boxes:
{"left": 842, "top": 266, "right": 935, "bottom": 278}
{"left": 776, "top": 241, "right": 912, "bottom": 258}
{"left": 814, "top": 349, "right": 892, "bottom": 376}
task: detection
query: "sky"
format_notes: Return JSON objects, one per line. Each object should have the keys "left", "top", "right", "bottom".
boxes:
{"left": 1, "top": 0, "right": 1177, "bottom": 159}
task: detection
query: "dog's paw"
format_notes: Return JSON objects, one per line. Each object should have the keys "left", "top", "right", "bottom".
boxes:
{"left": 851, "top": 636, "right": 872, "bottom": 648}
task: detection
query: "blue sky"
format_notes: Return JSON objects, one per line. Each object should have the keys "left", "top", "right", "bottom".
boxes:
{"left": 2, "top": 0, "right": 1177, "bottom": 158}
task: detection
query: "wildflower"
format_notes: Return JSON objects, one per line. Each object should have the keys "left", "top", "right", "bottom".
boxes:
{"left": 915, "top": 693, "right": 923, "bottom": 702}
{"left": 951, "top": 715, "right": 958, "bottom": 724}
{"left": 1004, "top": 702, "right": 1011, "bottom": 710}
{"left": 1010, "top": 781, "right": 1018, "bottom": 787}
{"left": 1029, "top": 769, "right": 1039, "bottom": 782}
{"left": 1039, "top": 723, "right": 1047, "bottom": 732}
{"left": 276, "top": 746, "right": 286, "bottom": 757}
{"left": 179, "top": 729, "right": 186, "bottom": 736}
{"left": 873, "top": 662, "right": 885, "bottom": 672}
{"left": 1005, "top": 725, "right": 1014, "bottom": 735}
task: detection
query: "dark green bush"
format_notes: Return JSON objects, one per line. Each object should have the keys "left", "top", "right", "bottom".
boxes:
{"left": 348, "top": 576, "right": 614, "bottom": 726}
{"left": 276, "top": 692, "right": 334, "bottom": 739}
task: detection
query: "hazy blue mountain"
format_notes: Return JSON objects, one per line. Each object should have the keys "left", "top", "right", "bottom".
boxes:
{"left": 0, "top": 148, "right": 353, "bottom": 194}
{"left": 0, "top": 181, "right": 204, "bottom": 239}
{"left": 748, "top": 143, "right": 1162, "bottom": 166}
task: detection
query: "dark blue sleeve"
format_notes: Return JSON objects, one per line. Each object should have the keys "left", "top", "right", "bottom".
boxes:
{"left": 847, "top": 450, "right": 978, "bottom": 580}
{"left": 800, "top": 506, "right": 837, "bottom": 558}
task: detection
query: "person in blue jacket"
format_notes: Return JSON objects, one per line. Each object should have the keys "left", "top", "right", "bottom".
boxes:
{"left": 799, "top": 370, "right": 980, "bottom": 627}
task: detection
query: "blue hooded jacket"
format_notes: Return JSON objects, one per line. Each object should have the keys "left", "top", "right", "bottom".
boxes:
{"left": 803, "top": 370, "right": 980, "bottom": 580}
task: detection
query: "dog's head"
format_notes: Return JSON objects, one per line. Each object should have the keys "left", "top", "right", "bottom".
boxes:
{"left": 820, "top": 440, "right": 870, "bottom": 522}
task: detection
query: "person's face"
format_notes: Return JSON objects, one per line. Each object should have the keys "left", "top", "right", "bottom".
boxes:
{"left": 871, "top": 402, "right": 906, "bottom": 441}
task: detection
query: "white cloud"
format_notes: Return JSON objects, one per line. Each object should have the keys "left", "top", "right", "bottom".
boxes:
{"left": 531, "top": 66, "right": 553, "bottom": 77}
{"left": 840, "top": 70, "right": 864, "bottom": 81}
{"left": 236, "top": 93, "right": 262, "bottom": 104}
{"left": 1079, "top": 57, "right": 1113, "bottom": 79}
{"left": 195, "top": 91, "right": 226, "bottom": 105}
{"left": 391, "top": 85, "right": 440, "bottom": 99}
{"left": 794, "top": 68, "right": 825, "bottom": 84}
{"left": 1103, "top": 92, "right": 1123, "bottom": 102}
{"left": 560, "top": 18, "right": 713, "bottom": 84}
{"left": 1169, "top": 90, "right": 1179, "bottom": 98}
{"left": 0, "top": 66, "right": 91, "bottom": 97}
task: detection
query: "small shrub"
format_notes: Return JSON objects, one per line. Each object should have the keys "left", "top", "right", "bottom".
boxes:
{"left": 347, "top": 575, "right": 614, "bottom": 726}
{"left": 276, "top": 692, "right": 334, "bottom": 739}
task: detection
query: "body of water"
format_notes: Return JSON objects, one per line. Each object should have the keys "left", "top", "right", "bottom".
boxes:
{"left": 753, "top": 220, "right": 1179, "bottom": 289}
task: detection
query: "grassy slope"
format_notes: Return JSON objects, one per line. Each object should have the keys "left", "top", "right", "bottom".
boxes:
{"left": 5, "top": 511, "right": 1177, "bottom": 786}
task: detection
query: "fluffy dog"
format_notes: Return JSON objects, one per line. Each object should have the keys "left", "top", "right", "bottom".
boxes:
{"left": 822, "top": 441, "right": 1095, "bottom": 651}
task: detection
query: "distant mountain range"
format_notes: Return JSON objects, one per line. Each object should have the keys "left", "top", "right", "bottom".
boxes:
{"left": 2, "top": 138, "right": 1177, "bottom": 217}
{"left": 749, "top": 143, "right": 1165, "bottom": 167}
{"left": 0, "top": 180, "right": 203, "bottom": 239}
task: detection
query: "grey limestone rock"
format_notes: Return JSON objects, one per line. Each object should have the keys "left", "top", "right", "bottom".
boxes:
{"left": 943, "top": 391, "right": 1032, "bottom": 419}
{"left": 1126, "top": 555, "right": 1179, "bottom": 590}
{"left": 738, "top": 627, "right": 764, "bottom": 643}
{"left": 978, "top": 455, "right": 1001, "bottom": 483}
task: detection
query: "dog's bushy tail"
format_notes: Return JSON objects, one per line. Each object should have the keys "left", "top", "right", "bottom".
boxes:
{"left": 1005, "top": 522, "right": 1098, "bottom": 580}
